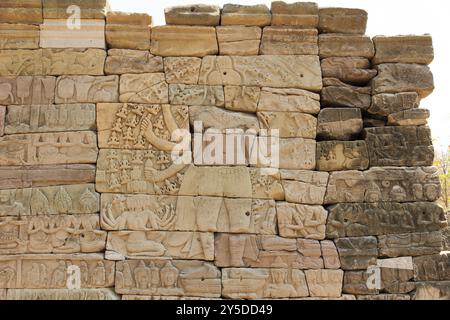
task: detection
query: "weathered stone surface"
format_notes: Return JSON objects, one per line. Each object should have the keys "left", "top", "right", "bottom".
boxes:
{"left": 363, "top": 126, "right": 434, "bottom": 167}
{"left": 119, "top": 73, "right": 168, "bottom": 104}
{"left": 0, "top": 49, "right": 107, "bottom": 76}
{"left": 0, "top": 106, "right": 4, "bottom": 136}
{"left": 5, "top": 104, "right": 96, "bottom": 134}
{"left": 271, "top": 1, "right": 319, "bottom": 28}
{"left": 106, "top": 12, "right": 151, "bottom": 50}
{"left": 221, "top": 4, "right": 271, "bottom": 26}
{"left": 225, "top": 86, "right": 260, "bottom": 113}
{"left": 101, "top": 194, "right": 276, "bottom": 234}
{"left": 277, "top": 202, "right": 327, "bottom": 240}
{"left": 106, "top": 231, "right": 214, "bottom": 261}
{"left": 343, "top": 271, "right": 378, "bottom": 295}
{"left": 0, "top": 254, "right": 114, "bottom": 288}
{"left": 216, "top": 26, "right": 261, "bottom": 56}
{"left": 257, "top": 112, "right": 317, "bottom": 139}
{"left": 164, "top": 57, "right": 202, "bottom": 85}
{"left": 199, "top": 56, "right": 322, "bottom": 91}
{"left": 414, "top": 282, "right": 450, "bottom": 300}
{"left": 414, "top": 253, "right": 450, "bottom": 281}
{"left": 321, "top": 240, "right": 341, "bottom": 269}
{"left": 5, "top": 289, "right": 119, "bottom": 300}
{"left": 373, "top": 35, "right": 434, "bottom": 65}
{"left": 0, "top": 131, "right": 98, "bottom": 166}
{"left": 0, "top": 214, "right": 106, "bottom": 254}
{"left": 190, "top": 106, "right": 258, "bottom": 132}
{"left": 258, "top": 87, "right": 321, "bottom": 114}
{"left": 0, "top": 23, "right": 39, "bottom": 49}
{"left": 363, "top": 117, "right": 386, "bottom": 128}
{"left": 43, "top": 0, "right": 107, "bottom": 19}
{"left": 122, "top": 295, "right": 217, "bottom": 300}
{"left": 317, "top": 141, "right": 369, "bottom": 172}
{"left": 317, "top": 108, "right": 363, "bottom": 141}
{"left": 55, "top": 76, "right": 118, "bottom": 103}
{"left": 324, "top": 167, "right": 441, "bottom": 204}
{"left": 97, "top": 103, "right": 188, "bottom": 151}
{"left": 279, "top": 138, "right": 316, "bottom": 170}
{"left": 335, "top": 237, "right": 378, "bottom": 270}
{"left": 387, "top": 109, "right": 430, "bottom": 126}
{"left": 260, "top": 27, "right": 318, "bottom": 55}
{"left": 357, "top": 294, "right": 411, "bottom": 300}
{"left": 0, "top": 76, "right": 55, "bottom": 105}
{"left": 319, "top": 34, "right": 374, "bottom": 59}
{"left": 319, "top": 8, "right": 368, "bottom": 34}
{"left": 151, "top": 26, "right": 218, "bottom": 57}
{"left": 0, "top": 164, "right": 96, "bottom": 189}
{"left": 222, "top": 267, "right": 309, "bottom": 299}
{"left": 105, "top": 50, "right": 163, "bottom": 75}
{"left": 321, "top": 85, "right": 371, "bottom": 109}
{"left": 321, "top": 57, "right": 377, "bottom": 85}
{"left": 165, "top": 4, "right": 220, "bottom": 26}
{"left": 368, "top": 92, "right": 420, "bottom": 117}
{"left": 0, "top": 0, "right": 42, "bottom": 24}
{"left": 372, "top": 63, "right": 434, "bottom": 98}
{"left": 280, "top": 170, "right": 328, "bottom": 205}
{"left": 40, "top": 19, "right": 105, "bottom": 49}
{"left": 169, "top": 84, "right": 224, "bottom": 106}
{"left": 327, "top": 202, "right": 447, "bottom": 239}
{"left": 379, "top": 231, "right": 443, "bottom": 258}
{"left": 305, "top": 270, "right": 344, "bottom": 298}
{"left": 215, "top": 234, "right": 326, "bottom": 269}
{"left": 0, "top": 184, "right": 99, "bottom": 216}
{"left": 115, "top": 260, "right": 221, "bottom": 297}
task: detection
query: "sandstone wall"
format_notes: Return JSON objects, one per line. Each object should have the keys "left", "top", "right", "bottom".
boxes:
{"left": 0, "top": 1, "right": 448, "bottom": 300}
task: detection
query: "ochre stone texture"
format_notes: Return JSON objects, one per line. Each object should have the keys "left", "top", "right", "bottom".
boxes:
{"left": 0, "top": 1, "right": 447, "bottom": 301}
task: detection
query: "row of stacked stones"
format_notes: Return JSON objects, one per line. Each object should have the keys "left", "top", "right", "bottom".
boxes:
{"left": 0, "top": 0, "right": 448, "bottom": 300}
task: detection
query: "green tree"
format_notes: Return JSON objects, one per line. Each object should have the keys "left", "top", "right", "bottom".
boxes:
{"left": 435, "top": 146, "right": 450, "bottom": 211}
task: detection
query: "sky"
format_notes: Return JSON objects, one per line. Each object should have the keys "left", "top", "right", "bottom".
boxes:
{"left": 108, "top": 0, "right": 450, "bottom": 151}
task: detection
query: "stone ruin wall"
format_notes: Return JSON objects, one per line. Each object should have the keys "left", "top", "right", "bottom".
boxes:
{"left": 0, "top": 0, "right": 449, "bottom": 300}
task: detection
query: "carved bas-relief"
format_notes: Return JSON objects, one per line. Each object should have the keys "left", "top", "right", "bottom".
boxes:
{"left": 115, "top": 260, "right": 221, "bottom": 298}
{"left": 316, "top": 141, "right": 369, "bottom": 172}
{"left": 105, "top": 50, "right": 163, "bottom": 75}
{"left": 280, "top": 170, "right": 329, "bottom": 205}
{"left": 5, "top": 104, "right": 96, "bottom": 134}
{"left": 326, "top": 202, "right": 447, "bottom": 239}
{"left": 0, "top": 215, "right": 106, "bottom": 254}
{"left": 0, "top": 184, "right": 99, "bottom": 217}
{"left": 164, "top": 57, "right": 202, "bottom": 85}
{"left": 0, "top": 254, "right": 115, "bottom": 289}
{"left": 324, "top": 167, "right": 441, "bottom": 204}
{"left": 215, "top": 234, "right": 340, "bottom": 270}
{"left": 101, "top": 194, "right": 276, "bottom": 235}
{"left": 5, "top": 288, "right": 119, "bottom": 300}
{"left": 119, "top": 73, "right": 168, "bottom": 104}
{"left": 0, "top": 131, "right": 98, "bottom": 166}
{"left": 257, "top": 111, "right": 317, "bottom": 139}
{"left": 413, "top": 253, "right": 450, "bottom": 282}
{"left": 0, "top": 76, "right": 55, "bottom": 105}
{"left": 97, "top": 103, "right": 189, "bottom": 151}
{"left": 55, "top": 76, "right": 119, "bottom": 104}
{"left": 198, "top": 55, "right": 322, "bottom": 91}
{"left": 106, "top": 231, "right": 214, "bottom": 261}
{"left": 378, "top": 231, "right": 443, "bottom": 258}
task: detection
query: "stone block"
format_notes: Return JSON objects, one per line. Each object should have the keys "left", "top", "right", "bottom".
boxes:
{"left": 335, "top": 237, "right": 378, "bottom": 270}
{"left": 225, "top": 86, "right": 261, "bottom": 113}
{"left": 378, "top": 231, "right": 443, "bottom": 257}
{"left": 5, "top": 289, "right": 119, "bottom": 300}
{"left": 387, "top": 109, "right": 430, "bottom": 126}
{"left": 106, "top": 12, "right": 151, "bottom": 50}
{"left": 189, "top": 106, "right": 258, "bottom": 132}
{"left": 119, "top": 73, "right": 168, "bottom": 104}
{"left": 0, "top": 106, "right": 4, "bottom": 136}
{"left": 216, "top": 26, "right": 262, "bottom": 56}
{"left": 43, "top": 0, "right": 108, "bottom": 19}
{"left": 0, "top": 76, "right": 55, "bottom": 105}
{"left": 257, "top": 111, "right": 316, "bottom": 139}
{"left": 317, "top": 108, "right": 363, "bottom": 141}
{"left": 321, "top": 57, "right": 377, "bottom": 85}
{"left": 280, "top": 170, "right": 328, "bottom": 205}
{"left": 271, "top": 1, "right": 319, "bottom": 28}
{"left": 169, "top": 84, "right": 224, "bottom": 106}
{"left": 414, "top": 253, "right": 450, "bottom": 281}
{"left": 321, "top": 84, "right": 371, "bottom": 109}
{"left": 151, "top": 26, "right": 218, "bottom": 57}
{"left": 372, "top": 63, "right": 434, "bottom": 98}
{"left": 304, "top": 270, "right": 344, "bottom": 298}
{"left": 279, "top": 138, "right": 316, "bottom": 170}
{"left": 55, "top": 75, "right": 118, "bottom": 103}
{"left": 0, "top": 0, "right": 43, "bottom": 24}
{"left": 316, "top": 141, "right": 369, "bottom": 171}
{"left": 164, "top": 57, "right": 202, "bottom": 85}
{"left": 319, "top": 34, "right": 374, "bottom": 59}
{"left": 0, "top": 23, "right": 40, "bottom": 49}
{"left": 105, "top": 49, "right": 163, "bottom": 75}
{"left": 260, "top": 27, "right": 318, "bottom": 55}
{"left": 368, "top": 92, "right": 420, "bottom": 117}
{"left": 373, "top": 35, "right": 434, "bottom": 65}
{"left": 319, "top": 8, "right": 368, "bottom": 34}
{"left": 321, "top": 241, "right": 341, "bottom": 269}
{"left": 221, "top": 4, "right": 271, "bottom": 26}
{"left": 257, "top": 87, "right": 320, "bottom": 114}
{"left": 199, "top": 56, "right": 322, "bottom": 91}
{"left": 5, "top": 104, "right": 95, "bottom": 134}
{"left": 165, "top": 4, "right": 220, "bottom": 26}
{"left": 115, "top": 260, "right": 221, "bottom": 297}
{"left": 106, "top": 231, "right": 214, "bottom": 261}
{"left": 324, "top": 167, "right": 441, "bottom": 204}
{"left": 363, "top": 126, "right": 434, "bottom": 167}
{"left": 414, "top": 282, "right": 450, "bottom": 300}
{"left": 0, "top": 131, "right": 98, "bottom": 166}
